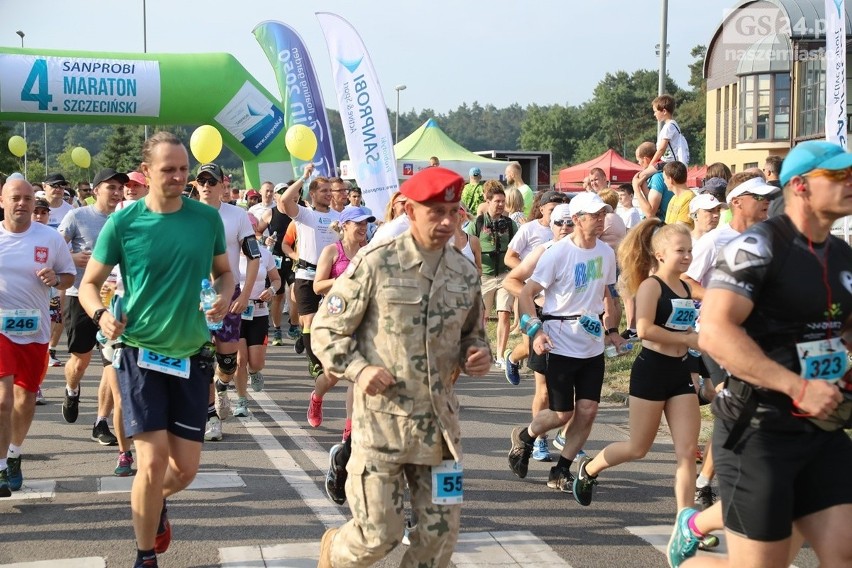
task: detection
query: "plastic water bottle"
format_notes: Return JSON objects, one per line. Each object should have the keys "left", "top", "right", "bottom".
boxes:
{"left": 688, "top": 348, "right": 702, "bottom": 357}
{"left": 200, "top": 279, "right": 222, "bottom": 331}
{"left": 605, "top": 342, "right": 634, "bottom": 358}
{"left": 267, "top": 231, "right": 278, "bottom": 252}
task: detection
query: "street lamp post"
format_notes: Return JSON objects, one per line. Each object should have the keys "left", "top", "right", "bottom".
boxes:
{"left": 394, "top": 85, "right": 407, "bottom": 144}
{"left": 658, "top": 0, "right": 668, "bottom": 97}
{"left": 16, "top": 30, "right": 27, "bottom": 178}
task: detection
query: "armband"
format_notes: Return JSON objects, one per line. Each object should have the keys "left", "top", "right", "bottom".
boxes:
{"left": 242, "top": 236, "right": 262, "bottom": 260}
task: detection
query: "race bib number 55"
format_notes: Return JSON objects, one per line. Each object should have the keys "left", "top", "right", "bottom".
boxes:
{"left": 431, "top": 460, "right": 463, "bottom": 505}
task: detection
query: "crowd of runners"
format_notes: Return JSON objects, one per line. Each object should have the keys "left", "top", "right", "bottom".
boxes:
{"left": 1, "top": 97, "right": 851, "bottom": 568}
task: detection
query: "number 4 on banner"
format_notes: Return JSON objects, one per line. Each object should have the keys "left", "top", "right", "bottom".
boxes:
{"left": 21, "top": 59, "right": 53, "bottom": 111}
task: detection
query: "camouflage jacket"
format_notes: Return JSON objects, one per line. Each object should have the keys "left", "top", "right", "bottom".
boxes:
{"left": 311, "top": 230, "right": 489, "bottom": 464}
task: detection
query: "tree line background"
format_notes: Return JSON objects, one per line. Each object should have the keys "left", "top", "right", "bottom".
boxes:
{"left": 0, "top": 46, "right": 706, "bottom": 188}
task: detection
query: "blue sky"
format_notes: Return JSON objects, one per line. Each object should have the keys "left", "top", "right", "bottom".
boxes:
{"left": 3, "top": 0, "right": 735, "bottom": 113}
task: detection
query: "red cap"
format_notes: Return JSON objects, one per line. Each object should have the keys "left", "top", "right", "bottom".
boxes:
{"left": 400, "top": 167, "right": 464, "bottom": 203}
{"left": 245, "top": 190, "right": 261, "bottom": 199}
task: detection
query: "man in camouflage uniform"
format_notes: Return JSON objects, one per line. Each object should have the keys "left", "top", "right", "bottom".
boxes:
{"left": 312, "top": 167, "right": 492, "bottom": 567}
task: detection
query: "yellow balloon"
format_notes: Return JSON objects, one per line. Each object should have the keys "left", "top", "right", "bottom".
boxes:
{"left": 71, "top": 146, "right": 91, "bottom": 169}
{"left": 190, "top": 125, "right": 223, "bottom": 164}
{"left": 8, "top": 135, "right": 26, "bottom": 158}
{"left": 285, "top": 125, "right": 318, "bottom": 161}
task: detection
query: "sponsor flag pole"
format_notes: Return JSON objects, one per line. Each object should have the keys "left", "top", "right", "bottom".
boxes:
{"left": 825, "top": 0, "right": 849, "bottom": 241}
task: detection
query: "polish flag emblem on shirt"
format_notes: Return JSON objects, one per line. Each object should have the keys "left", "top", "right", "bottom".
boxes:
{"left": 34, "top": 246, "right": 48, "bottom": 263}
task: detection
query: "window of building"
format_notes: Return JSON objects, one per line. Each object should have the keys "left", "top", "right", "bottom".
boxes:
{"left": 739, "top": 73, "right": 790, "bottom": 142}
{"left": 796, "top": 57, "right": 826, "bottom": 139}
{"left": 743, "top": 162, "right": 758, "bottom": 170}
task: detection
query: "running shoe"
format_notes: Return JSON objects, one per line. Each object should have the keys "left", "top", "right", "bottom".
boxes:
{"left": 694, "top": 485, "right": 716, "bottom": 510}
{"left": 133, "top": 554, "right": 158, "bottom": 568}
{"left": 6, "top": 457, "right": 22, "bottom": 491}
{"left": 503, "top": 348, "right": 521, "bottom": 385}
{"left": 48, "top": 349, "right": 62, "bottom": 367}
{"left": 576, "top": 449, "right": 587, "bottom": 460}
{"left": 553, "top": 431, "right": 565, "bottom": 451}
{"left": 294, "top": 335, "right": 305, "bottom": 354}
{"left": 62, "top": 389, "right": 80, "bottom": 423}
{"left": 115, "top": 451, "right": 135, "bottom": 477}
{"left": 695, "top": 448, "right": 703, "bottom": 464}
{"left": 325, "top": 443, "right": 348, "bottom": 505}
{"left": 547, "top": 466, "right": 574, "bottom": 493}
{"left": 532, "top": 436, "right": 552, "bottom": 462}
{"left": 508, "top": 426, "right": 533, "bottom": 479}
{"left": 154, "top": 500, "right": 171, "bottom": 554}
{"left": 309, "top": 362, "right": 322, "bottom": 379}
{"left": 92, "top": 420, "right": 118, "bottom": 446}
{"left": 572, "top": 455, "right": 597, "bottom": 506}
{"left": 233, "top": 397, "right": 249, "bottom": 417}
{"left": 307, "top": 391, "right": 323, "bottom": 428}
{"left": 620, "top": 329, "right": 638, "bottom": 341}
{"left": 494, "top": 358, "right": 505, "bottom": 370}
{"left": 270, "top": 329, "right": 284, "bottom": 346}
{"left": 204, "top": 417, "right": 222, "bottom": 441}
{"left": 666, "top": 507, "right": 701, "bottom": 568}
{"left": 287, "top": 324, "right": 301, "bottom": 340}
{"left": 249, "top": 371, "right": 265, "bottom": 392}
{"left": 215, "top": 387, "right": 231, "bottom": 420}
{"left": 35, "top": 388, "right": 46, "bottom": 406}
{"left": 0, "top": 469, "right": 10, "bottom": 498}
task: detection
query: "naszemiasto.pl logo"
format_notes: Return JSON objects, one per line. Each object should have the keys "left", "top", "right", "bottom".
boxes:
{"left": 720, "top": 6, "right": 832, "bottom": 62}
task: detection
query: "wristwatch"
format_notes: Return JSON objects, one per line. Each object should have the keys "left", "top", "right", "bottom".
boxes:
{"left": 92, "top": 308, "right": 108, "bottom": 328}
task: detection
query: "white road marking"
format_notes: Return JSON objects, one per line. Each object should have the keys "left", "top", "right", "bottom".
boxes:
{"left": 0, "top": 558, "right": 105, "bottom": 568}
{"left": 218, "top": 530, "right": 573, "bottom": 567}
{"left": 1, "top": 479, "right": 55, "bottom": 500}
{"left": 97, "top": 470, "right": 245, "bottom": 494}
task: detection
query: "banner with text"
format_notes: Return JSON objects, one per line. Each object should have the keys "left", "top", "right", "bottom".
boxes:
{"left": 253, "top": 21, "right": 336, "bottom": 177}
{"left": 825, "top": 0, "right": 847, "bottom": 149}
{"left": 316, "top": 12, "right": 397, "bottom": 220}
{"left": 0, "top": 54, "right": 161, "bottom": 117}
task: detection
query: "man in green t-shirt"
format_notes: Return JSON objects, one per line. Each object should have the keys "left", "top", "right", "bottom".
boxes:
{"left": 505, "top": 161, "right": 534, "bottom": 217}
{"left": 79, "top": 131, "right": 233, "bottom": 568}
{"left": 466, "top": 184, "right": 518, "bottom": 366}
{"left": 461, "top": 167, "right": 485, "bottom": 212}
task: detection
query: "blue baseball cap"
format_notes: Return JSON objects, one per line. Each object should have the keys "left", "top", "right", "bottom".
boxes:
{"left": 339, "top": 206, "right": 375, "bottom": 224}
{"left": 780, "top": 141, "right": 852, "bottom": 186}
{"left": 469, "top": 167, "right": 481, "bottom": 177}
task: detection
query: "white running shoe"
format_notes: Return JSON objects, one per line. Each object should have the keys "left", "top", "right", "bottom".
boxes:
{"left": 215, "top": 388, "right": 231, "bottom": 420}
{"left": 233, "top": 397, "right": 249, "bottom": 418}
{"left": 204, "top": 417, "right": 223, "bottom": 441}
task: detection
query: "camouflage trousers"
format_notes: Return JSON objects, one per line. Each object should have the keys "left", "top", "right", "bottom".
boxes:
{"left": 330, "top": 453, "right": 461, "bottom": 567}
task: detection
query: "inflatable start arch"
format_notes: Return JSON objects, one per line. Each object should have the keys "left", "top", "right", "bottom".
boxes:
{"left": 0, "top": 47, "right": 292, "bottom": 187}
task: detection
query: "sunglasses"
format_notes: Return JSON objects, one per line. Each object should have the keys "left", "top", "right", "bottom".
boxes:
{"left": 196, "top": 177, "right": 219, "bottom": 187}
{"left": 805, "top": 168, "right": 852, "bottom": 182}
{"left": 553, "top": 220, "right": 574, "bottom": 227}
{"left": 48, "top": 183, "right": 69, "bottom": 188}
{"left": 739, "top": 193, "right": 770, "bottom": 201}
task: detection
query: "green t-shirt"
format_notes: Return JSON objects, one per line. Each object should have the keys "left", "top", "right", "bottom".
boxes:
{"left": 94, "top": 197, "right": 227, "bottom": 358}
{"left": 517, "top": 184, "right": 534, "bottom": 217}
{"left": 461, "top": 182, "right": 485, "bottom": 212}
{"left": 465, "top": 213, "right": 518, "bottom": 276}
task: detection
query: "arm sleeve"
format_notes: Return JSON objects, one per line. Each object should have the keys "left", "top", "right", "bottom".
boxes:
{"left": 707, "top": 227, "right": 774, "bottom": 301}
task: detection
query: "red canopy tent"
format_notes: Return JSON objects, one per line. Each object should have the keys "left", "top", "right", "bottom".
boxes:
{"left": 687, "top": 165, "right": 708, "bottom": 188}
{"left": 557, "top": 149, "right": 643, "bottom": 190}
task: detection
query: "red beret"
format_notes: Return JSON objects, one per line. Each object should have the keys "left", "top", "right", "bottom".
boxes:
{"left": 400, "top": 167, "right": 464, "bottom": 203}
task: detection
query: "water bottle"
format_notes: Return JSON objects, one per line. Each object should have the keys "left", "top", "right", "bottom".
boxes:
{"left": 688, "top": 348, "right": 702, "bottom": 357}
{"left": 267, "top": 231, "right": 278, "bottom": 252}
{"left": 620, "top": 342, "right": 634, "bottom": 355}
{"left": 605, "top": 342, "right": 633, "bottom": 358}
{"left": 200, "top": 279, "right": 222, "bottom": 331}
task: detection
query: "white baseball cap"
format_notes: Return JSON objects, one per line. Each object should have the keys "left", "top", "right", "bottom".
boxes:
{"left": 689, "top": 193, "right": 728, "bottom": 214}
{"left": 725, "top": 177, "right": 780, "bottom": 203}
{"left": 568, "top": 192, "right": 613, "bottom": 216}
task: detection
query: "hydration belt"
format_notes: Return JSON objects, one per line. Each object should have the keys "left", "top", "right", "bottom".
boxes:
{"left": 297, "top": 259, "right": 318, "bottom": 270}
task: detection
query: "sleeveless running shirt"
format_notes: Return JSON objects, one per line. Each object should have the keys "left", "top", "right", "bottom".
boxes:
{"left": 649, "top": 275, "right": 696, "bottom": 332}
{"left": 330, "top": 240, "right": 352, "bottom": 279}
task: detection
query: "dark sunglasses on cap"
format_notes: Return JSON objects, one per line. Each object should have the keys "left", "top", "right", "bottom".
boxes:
{"left": 196, "top": 177, "right": 219, "bottom": 187}
{"left": 553, "top": 219, "right": 574, "bottom": 227}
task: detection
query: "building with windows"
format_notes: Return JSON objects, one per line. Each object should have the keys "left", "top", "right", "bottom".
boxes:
{"left": 704, "top": 0, "right": 851, "bottom": 172}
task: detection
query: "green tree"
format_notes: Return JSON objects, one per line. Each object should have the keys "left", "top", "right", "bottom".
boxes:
{"left": 675, "top": 45, "right": 708, "bottom": 165}
{"left": 98, "top": 125, "right": 143, "bottom": 173}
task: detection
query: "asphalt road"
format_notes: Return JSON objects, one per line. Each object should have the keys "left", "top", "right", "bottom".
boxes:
{"left": 0, "top": 335, "right": 818, "bottom": 568}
